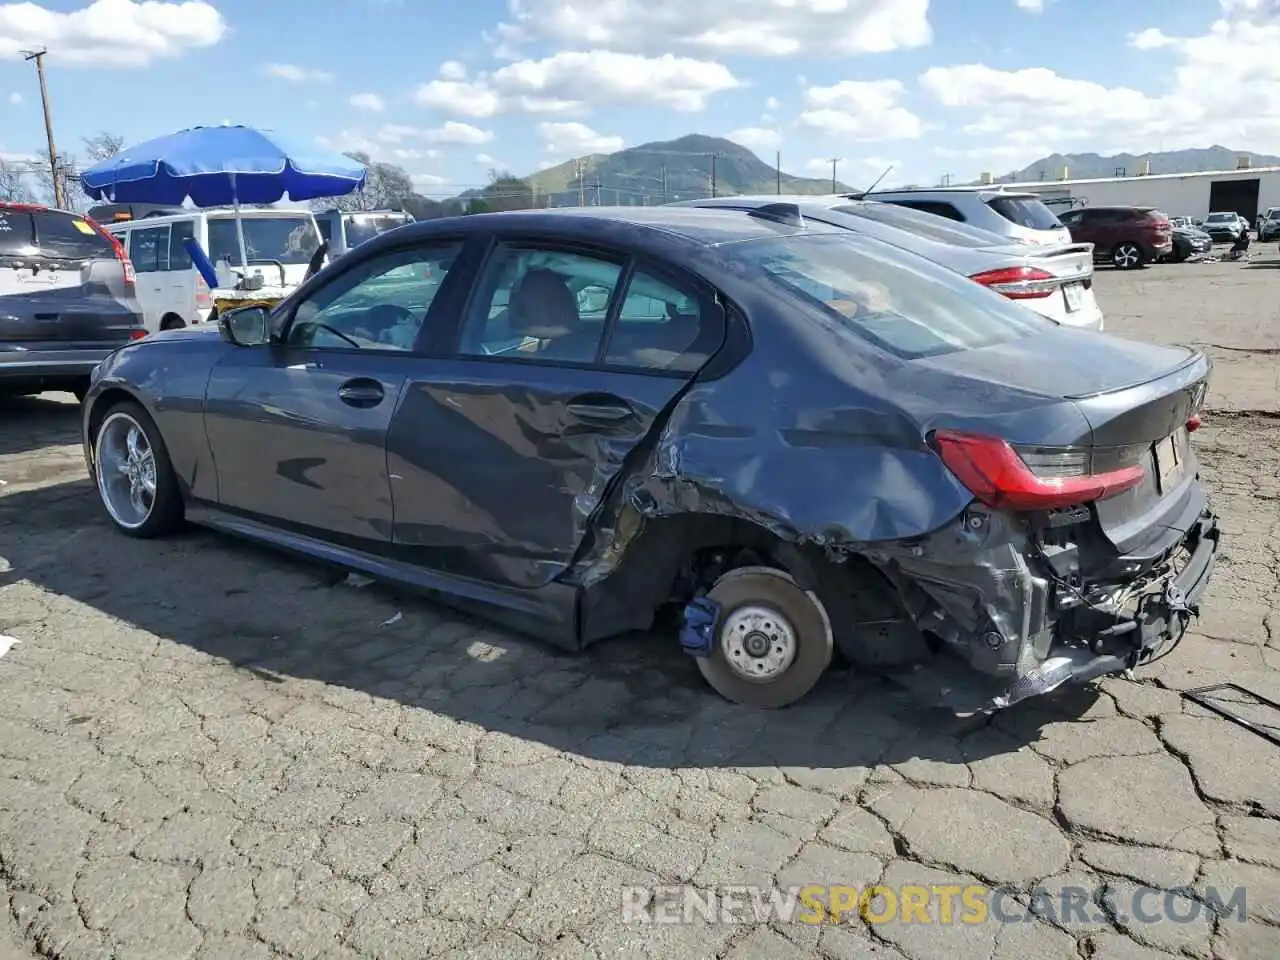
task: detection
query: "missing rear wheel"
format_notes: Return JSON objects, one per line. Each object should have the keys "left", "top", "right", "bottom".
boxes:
{"left": 696, "top": 566, "right": 833, "bottom": 709}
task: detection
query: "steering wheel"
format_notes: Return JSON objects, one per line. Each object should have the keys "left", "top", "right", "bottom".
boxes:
{"left": 356, "top": 303, "right": 418, "bottom": 345}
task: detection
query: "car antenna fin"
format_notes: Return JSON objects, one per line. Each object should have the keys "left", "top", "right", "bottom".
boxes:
{"left": 748, "top": 202, "right": 804, "bottom": 227}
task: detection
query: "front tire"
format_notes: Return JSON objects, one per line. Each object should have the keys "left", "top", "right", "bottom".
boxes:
{"left": 1112, "top": 243, "right": 1145, "bottom": 269}
{"left": 695, "top": 566, "right": 833, "bottom": 709}
{"left": 92, "top": 400, "right": 183, "bottom": 538}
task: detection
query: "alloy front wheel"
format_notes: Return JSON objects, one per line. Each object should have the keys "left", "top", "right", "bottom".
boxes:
{"left": 1112, "top": 243, "right": 1144, "bottom": 269}
{"left": 93, "top": 401, "right": 183, "bottom": 538}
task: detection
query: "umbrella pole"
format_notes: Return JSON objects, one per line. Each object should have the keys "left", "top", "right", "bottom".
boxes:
{"left": 230, "top": 172, "right": 249, "bottom": 277}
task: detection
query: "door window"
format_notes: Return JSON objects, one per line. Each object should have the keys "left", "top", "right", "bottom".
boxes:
{"left": 286, "top": 241, "right": 463, "bottom": 351}
{"left": 458, "top": 244, "right": 621, "bottom": 364}
{"left": 129, "top": 226, "right": 170, "bottom": 273}
{"left": 602, "top": 268, "right": 719, "bottom": 373}
{"left": 168, "top": 220, "right": 196, "bottom": 271}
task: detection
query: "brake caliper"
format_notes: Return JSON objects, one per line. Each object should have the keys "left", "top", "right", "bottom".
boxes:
{"left": 680, "top": 596, "right": 720, "bottom": 658}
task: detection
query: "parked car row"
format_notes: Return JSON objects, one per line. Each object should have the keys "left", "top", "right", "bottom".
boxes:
{"left": 70, "top": 193, "right": 1218, "bottom": 717}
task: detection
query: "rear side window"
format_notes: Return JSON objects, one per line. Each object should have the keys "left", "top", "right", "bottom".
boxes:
{"left": 833, "top": 203, "right": 1004, "bottom": 248}
{"left": 130, "top": 225, "right": 170, "bottom": 273}
{"left": 985, "top": 196, "right": 1062, "bottom": 230}
{"left": 0, "top": 209, "right": 36, "bottom": 256}
{"left": 602, "top": 268, "right": 720, "bottom": 373}
{"left": 887, "top": 200, "right": 965, "bottom": 222}
{"left": 731, "top": 233, "right": 1051, "bottom": 360}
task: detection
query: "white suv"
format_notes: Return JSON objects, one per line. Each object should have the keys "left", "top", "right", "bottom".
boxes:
{"left": 850, "top": 187, "right": 1073, "bottom": 247}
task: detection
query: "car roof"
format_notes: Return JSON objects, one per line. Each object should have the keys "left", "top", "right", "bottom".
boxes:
{"left": 861, "top": 186, "right": 1043, "bottom": 199}
{"left": 393, "top": 205, "right": 849, "bottom": 248}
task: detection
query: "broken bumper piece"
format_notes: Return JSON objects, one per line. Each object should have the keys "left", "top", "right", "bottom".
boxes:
{"left": 894, "top": 508, "right": 1221, "bottom": 716}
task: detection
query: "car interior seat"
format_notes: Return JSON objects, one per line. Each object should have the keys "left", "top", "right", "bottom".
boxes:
{"left": 507, "top": 268, "right": 599, "bottom": 363}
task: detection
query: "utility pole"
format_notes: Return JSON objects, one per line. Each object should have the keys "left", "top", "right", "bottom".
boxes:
{"left": 710, "top": 153, "right": 719, "bottom": 198}
{"left": 827, "top": 157, "right": 842, "bottom": 194}
{"left": 776, "top": 151, "right": 782, "bottom": 195}
{"left": 575, "top": 158, "right": 586, "bottom": 207}
{"left": 660, "top": 165, "right": 668, "bottom": 204}
{"left": 22, "top": 48, "right": 64, "bottom": 209}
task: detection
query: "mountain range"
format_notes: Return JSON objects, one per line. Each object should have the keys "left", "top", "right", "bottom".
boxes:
{"left": 996, "top": 146, "right": 1280, "bottom": 183}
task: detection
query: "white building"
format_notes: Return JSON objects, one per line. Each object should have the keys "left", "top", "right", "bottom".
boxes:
{"left": 987, "top": 160, "right": 1280, "bottom": 222}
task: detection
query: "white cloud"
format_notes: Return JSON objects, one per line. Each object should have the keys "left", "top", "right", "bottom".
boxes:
{"left": 797, "top": 79, "right": 923, "bottom": 141}
{"left": 7, "top": 92, "right": 20, "bottom": 105}
{"left": 348, "top": 92, "right": 386, "bottom": 112}
{"left": 729, "top": 127, "right": 781, "bottom": 150}
{"left": 425, "top": 121, "right": 494, "bottom": 144}
{"left": 412, "top": 172, "right": 448, "bottom": 187}
{"left": 920, "top": 2, "right": 1280, "bottom": 171}
{"left": 0, "top": 0, "right": 225, "bottom": 67}
{"left": 438, "top": 59, "right": 468, "bottom": 81}
{"left": 1015, "top": 0, "right": 1046, "bottom": 10}
{"left": 414, "top": 50, "right": 740, "bottom": 116}
{"left": 537, "top": 121, "right": 623, "bottom": 154}
{"left": 264, "top": 63, "right": 331, "bottom": 83}
{"left": 391, "top": 147, "right": 443, "bottom": 161}
{"left": 494, "top": 0, "right": 930, "bottom": 58}
{"left": 764, "top": 96, "right": 781, "bottom": 110}
{"left": 476, "top": 153, "right": 495, "bottom": 164}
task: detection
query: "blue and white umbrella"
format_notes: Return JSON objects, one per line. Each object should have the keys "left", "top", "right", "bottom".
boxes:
{"left": 81, "top": 124, "right": 368, "bottom": 273}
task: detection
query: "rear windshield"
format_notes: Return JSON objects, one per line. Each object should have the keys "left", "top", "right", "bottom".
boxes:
{"left": 985, "top": 195, "right": 1063, "bottom": 231}
{"left": 208, "top": 216, "right": 321, "bottom": 265}
{"left": 343, "top": 215, "right": 410, "bottom": 248}
{"left": 0, "top": 208, "right": 114, "bottom": 260}
{"left": 832, "top": 202, "right": 1006, "bottom": 249}
{"left": 729, "top": 233, "right": 1052, "bottom": 360}
{"left": 1206, "top": 213, "right": 1234, "bottom": 222}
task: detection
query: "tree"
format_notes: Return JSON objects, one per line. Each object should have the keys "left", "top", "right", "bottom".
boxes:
{"left": 481, "top": 169, "right": 533, "bottom": 212}
{"left": 0, "top": 159, "right": 34, "bottom": 202}
{"left": 311, "top": 151, "right": 415, "bottom": 212}
{"left": 32, "top": 131, "right": 126, "bottom": 210}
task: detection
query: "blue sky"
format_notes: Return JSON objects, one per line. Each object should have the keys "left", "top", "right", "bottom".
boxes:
{"left": 1, "top": 0, "right": 1275, "bottom": 198}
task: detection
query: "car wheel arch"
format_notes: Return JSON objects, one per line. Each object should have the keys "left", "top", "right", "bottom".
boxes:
{"left": 87, "top": 385, "right": 154, "bottom": 465}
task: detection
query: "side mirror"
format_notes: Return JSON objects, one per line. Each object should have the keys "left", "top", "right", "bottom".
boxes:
{"left": 219, "top": 306, "right": 271, "bottom": 346}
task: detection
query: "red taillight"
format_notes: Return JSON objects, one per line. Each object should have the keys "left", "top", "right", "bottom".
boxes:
{"left": 1187, "top": 415, "right": 1202, "bottom": 432}
{"left": 129, "top": 330, "right": 147, "bottom": 340}
{"left": 969, "top": 266, "right": 1057, "bottom": 300}
{"left": 85, "top": 215, "right": 135, "bottom": 288}
{"left": 0, "top": 202, "right": 46, "bottom": 212}
{"left": 930, "top": 430, "right": 1145, "bottom": 512}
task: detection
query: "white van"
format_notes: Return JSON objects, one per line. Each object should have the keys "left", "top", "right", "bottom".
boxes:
{"left": 312, "top": 208, "right": 413, "bottom": 259}
{"left": 106, "top": 209, "right": 324, "bottom": 331}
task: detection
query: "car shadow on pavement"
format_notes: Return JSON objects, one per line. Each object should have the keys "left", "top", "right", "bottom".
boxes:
{"left": 0, "top": 477, "right": 1102, "bottom": 772}
{"left": 0, "top": 395, "right": 81, "bottom": 457}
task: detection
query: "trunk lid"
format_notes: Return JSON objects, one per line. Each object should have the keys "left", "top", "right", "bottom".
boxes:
{"left": 919, "top": 329, "right": 1210, "bottom": 552}
{"left": 914, "top": 328, "right": 1198, "bottom": 400}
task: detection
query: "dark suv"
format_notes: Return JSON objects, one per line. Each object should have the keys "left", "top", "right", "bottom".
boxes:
{"left": 1056, "top": 206, "right": 1173, "bottom": 270}
{"left": 0, "top": 202, "right": 145, "bottom": 401}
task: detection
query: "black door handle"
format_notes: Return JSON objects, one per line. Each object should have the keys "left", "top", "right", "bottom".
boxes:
{"left": 566, "top": 393, "right": 633, "bottom": 422}
{"left": 338, "top": 378, "right": 384, "bottom": 408}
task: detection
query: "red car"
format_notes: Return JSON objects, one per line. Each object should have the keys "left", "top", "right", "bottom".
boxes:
{"left": 1057, "top": 206, "right": 1173, "bottom": 270}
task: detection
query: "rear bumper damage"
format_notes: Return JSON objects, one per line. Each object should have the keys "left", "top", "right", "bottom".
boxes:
{"left": 869, "top": 503, "right": 1220, "bottom": 715}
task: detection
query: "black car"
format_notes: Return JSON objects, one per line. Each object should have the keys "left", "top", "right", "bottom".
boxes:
{"left": 0, "top": 202, "right": 146, "bottom": 401}
{"left": 80, "top": 205, "right": 1220, "bottom": 714}
{"left": 1164, "top": 225, "right": 1213, "bottom": 262}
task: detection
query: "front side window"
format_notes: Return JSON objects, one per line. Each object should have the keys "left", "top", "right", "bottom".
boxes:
{"left": 458, "top": 244, "right": 622, "bottom": 364}
{"left": 727, "top": 234, "right": 1051, "bottom": 360}
{"left": 168, "top": 220, "right": 196, "bottom": 271}
{"left": 208, "top": 216, "right": 321, "bottom": 266}
{"left": 287, "top": 242, "right": 462, "bottom": 351}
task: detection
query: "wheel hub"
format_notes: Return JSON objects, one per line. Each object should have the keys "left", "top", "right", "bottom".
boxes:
{"left": 720, "top": 605, "right": 797, "bottom": 683}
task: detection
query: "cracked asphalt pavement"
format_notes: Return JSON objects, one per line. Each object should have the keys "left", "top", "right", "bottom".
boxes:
{"left": 2, "top": 259, "right": 1279, "bottom": 960}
